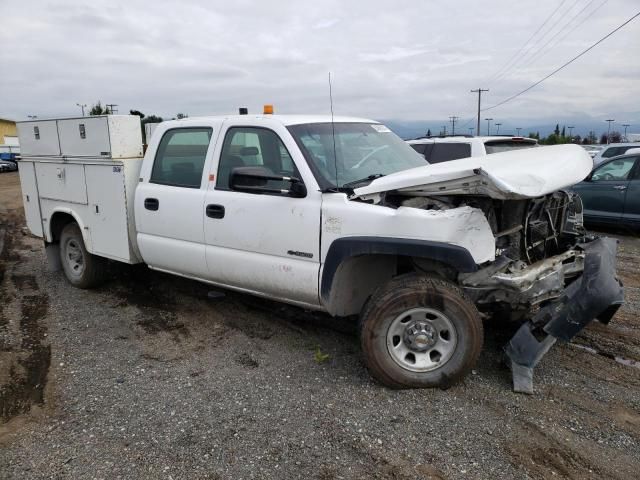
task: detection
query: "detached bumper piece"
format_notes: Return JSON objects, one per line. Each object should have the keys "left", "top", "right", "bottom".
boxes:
{"left": 505, "top": 237, "right": 624, "bottom": 394}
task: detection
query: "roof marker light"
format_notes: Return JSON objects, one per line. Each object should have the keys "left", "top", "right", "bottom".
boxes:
{"left": 263, "top": 104, "right": 274, "bottom": 114}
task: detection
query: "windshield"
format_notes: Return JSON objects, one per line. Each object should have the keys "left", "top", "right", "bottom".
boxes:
{"left": 288, "top": 122, "right": 426, "bottom": 189}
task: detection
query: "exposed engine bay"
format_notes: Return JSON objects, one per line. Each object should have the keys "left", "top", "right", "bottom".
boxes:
{"left": 387, "top": 190, "right": 584, "bottom": 265}
{"left": 381, "top": 190, "right": 589, "bottom": 309}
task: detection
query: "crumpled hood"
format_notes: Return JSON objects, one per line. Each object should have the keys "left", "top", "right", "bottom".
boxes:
{"left": 353, "top": 144, "right": 592, "bottom": 200}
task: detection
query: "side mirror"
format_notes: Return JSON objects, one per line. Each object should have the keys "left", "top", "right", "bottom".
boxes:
{"left": 230, "top": 166, "right": 307, "bottom": 198}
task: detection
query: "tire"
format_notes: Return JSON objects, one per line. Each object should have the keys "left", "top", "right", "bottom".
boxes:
{"left": 360, "top": 273, "right": 483, "bottom": 389}
{"left": 59, "top": 223, "right": 107, "bottom": 289}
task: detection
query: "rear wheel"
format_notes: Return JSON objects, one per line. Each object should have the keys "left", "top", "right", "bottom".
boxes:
{"left": 360, "top": 274, "right": 483, "bottom": 389}
{"left": 59, "top": 223, "right": 107, "bottom": 289}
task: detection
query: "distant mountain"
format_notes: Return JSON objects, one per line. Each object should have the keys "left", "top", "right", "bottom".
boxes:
{"left": 378, "top": 116, "right": 640, "bottom": 140}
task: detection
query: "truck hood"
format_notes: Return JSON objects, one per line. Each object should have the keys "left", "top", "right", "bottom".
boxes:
{"left": 353, "top": 144, "right": 592, "bottom": 200}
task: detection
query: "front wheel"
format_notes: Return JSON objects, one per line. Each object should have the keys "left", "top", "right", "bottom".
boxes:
{"left": 360, "top": 274, "right": 483, "bottom": 389}
{"left": 59, "top": 223, "right": 107, "bottom": 289}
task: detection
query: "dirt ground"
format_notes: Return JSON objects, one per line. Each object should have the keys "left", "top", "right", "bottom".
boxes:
{"left": 1, "top": 170, "right": 639, "bottom": 479}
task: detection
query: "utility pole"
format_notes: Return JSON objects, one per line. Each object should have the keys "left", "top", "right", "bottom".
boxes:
{"left": 471, "top": 88, "right": 489, "bottom": 140}
{"left": 622, "top": 124, "right": 630, "bottom": 141}
{"left": 484, "top": 118, "right": 493, "bottom": 136}
{"left": 495, "top": 123, "right": 502, "bottom": 135}
{"left": 567, "top": 126, "right": 574, "bottom": 138}
{"left": 106, "top": 103, "right": 118, "bottom": 114}
{"left": 76, "top": 103, "right": 87, "bottom": 116}
{"left": 605, "top": 119, "right": 615, "bottom": 144}
{"left": 469, "top": 127, "right": 474, "bottom": 136}
{"left": 441, "top": 125, "right": 447, "bottom": 136}
{"left": 516, "top": 127, "right": 522, "bottom": 136}
{"left": 449, "top": 116, "right": 459, "bottom": 135}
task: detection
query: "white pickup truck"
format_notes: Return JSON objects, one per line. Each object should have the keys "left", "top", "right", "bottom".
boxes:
{"left": 16, "top": 113, "right": 624, "bottom": 393}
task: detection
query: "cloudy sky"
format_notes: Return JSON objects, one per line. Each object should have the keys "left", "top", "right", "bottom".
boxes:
{"left": 1, "top": 0, "right": 639, "bottom": 135}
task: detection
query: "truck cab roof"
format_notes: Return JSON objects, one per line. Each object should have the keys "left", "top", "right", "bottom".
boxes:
{"left": 166, "top": 114, "right": 377, "bottom": 127}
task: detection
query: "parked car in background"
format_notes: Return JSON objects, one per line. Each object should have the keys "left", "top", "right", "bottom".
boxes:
{"left": 407, "top": 136, "right": 538, "bottom": 163}
{"left": 581, "top": 144, "right": 603, "bottom": 158}
{"left": 0, "top": 160, "right": 18, "bottom": 172}
{"left": 571, "top": 149, "right": 640, "bottom": 229}
{"left": 592, "top": 142, "right": 640, "bottom": 166}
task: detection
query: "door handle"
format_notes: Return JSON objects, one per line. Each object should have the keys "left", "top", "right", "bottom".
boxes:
{"left": 613, "top": 185, "right": 627, "bottom": 190}
{"left": 144, "top": 198, "right": 159, "bottom": 211}
{"left": 206, "top": 204, "right": 225, "bottom": 219}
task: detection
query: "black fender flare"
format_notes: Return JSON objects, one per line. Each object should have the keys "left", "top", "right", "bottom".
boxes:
{"left": 320, "top": 236, "right": 478, "bottom": 302}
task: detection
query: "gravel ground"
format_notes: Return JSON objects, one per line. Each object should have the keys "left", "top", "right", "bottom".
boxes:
{"left": 1, "top": 170, "right": 640, "bottom": 479}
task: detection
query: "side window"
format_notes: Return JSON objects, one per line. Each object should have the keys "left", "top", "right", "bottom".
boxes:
{"left": 602, "top": 147, "right": 631, "bottom": 159}
{"left": 217, "top": 127, "right": 300, "bottom": 191}
{"left": 428, "top": 143, "right": 471, "bottom": 163}
{"left": 410, "top": 144, "right": 427, "bottom": 155}
{"left": 591, "top": 157, "right": 636, "bottom": 182}
{"left": 150, "top": 128, "right": 212, "bottom": 188}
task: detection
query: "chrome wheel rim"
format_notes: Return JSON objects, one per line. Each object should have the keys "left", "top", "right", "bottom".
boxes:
{"left": 65, "top": 239, "right": 85, "bottom": 277}
{"left": 386, "top": 307, "right": 458, "bottom": 372}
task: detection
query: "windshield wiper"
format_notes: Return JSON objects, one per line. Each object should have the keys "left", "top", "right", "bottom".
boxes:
{"left": 342, "top": 173, "right": 385, "bottom": 189}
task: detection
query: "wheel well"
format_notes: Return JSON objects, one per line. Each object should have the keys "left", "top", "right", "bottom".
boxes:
{"left": 49, "top": 212, "right": 77, "bottom": 243}
{"left": 321, "top": 237, "right": 477, "bottom": 316}
{"left": 324, "top": 254, "right": 459, "bottom": 317}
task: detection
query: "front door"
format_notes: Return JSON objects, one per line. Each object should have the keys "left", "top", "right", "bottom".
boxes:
{"left": 203, "top": 124, "right": 321, "bottom": 306}
{"left": 136, "top": 125, "right": 218, "bottom": 278}
{"left": 573, "top": 157, "right": 636, "bottom": 224}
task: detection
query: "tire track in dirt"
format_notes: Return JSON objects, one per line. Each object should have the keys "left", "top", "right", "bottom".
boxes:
{"left": 0, "top": 211, "right": 51, "bottom": 424}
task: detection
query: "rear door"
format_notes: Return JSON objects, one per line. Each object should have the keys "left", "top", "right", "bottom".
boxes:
{"left": 135, "top": 124, "right": 219, "bottom": 278}
{"left": 622, "top": 156, "right": 640, "bottom": 226}
{"left": 573, "top": 157, "right": 636, "bottom": 224}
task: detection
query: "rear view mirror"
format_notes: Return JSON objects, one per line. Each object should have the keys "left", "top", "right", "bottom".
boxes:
{"left": 230, "top": 166, "right": 307, "bottom": 198}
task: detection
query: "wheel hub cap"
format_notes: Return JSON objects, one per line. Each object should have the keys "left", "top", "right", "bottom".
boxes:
{"left": 386, "top": 307, "right": 458, "bottom": 373}
{"left": 404, "top": 321, "right": 437, "bottom": 352}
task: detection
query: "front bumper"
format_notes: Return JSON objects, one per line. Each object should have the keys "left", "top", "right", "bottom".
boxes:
{"left": 462, "top": 237, "right": 624, "bottom": 393}
{"left": 505, "top": 237, "right": 624, "bottom": 393}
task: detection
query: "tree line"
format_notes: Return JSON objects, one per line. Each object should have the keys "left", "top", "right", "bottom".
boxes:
{"left": 526, "top": 124, "right": 624, "bottom": 145}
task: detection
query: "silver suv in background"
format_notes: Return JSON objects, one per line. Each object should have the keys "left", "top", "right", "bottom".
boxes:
{"left": 407, "top": 135, "right": 538, "bottom": 163}
{"left": 592, "top": 142, "right": 640, "bottom": 166}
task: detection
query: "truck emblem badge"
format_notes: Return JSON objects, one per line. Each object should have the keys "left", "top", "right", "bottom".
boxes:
{"left": 287, "top": 250, "right": 313, "bottom": 259}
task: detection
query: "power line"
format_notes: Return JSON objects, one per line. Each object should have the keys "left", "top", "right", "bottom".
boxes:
{"left": 483, "top": 11, "right": 640, "bottom": 112}
{"left": 487, "top": 0, "right": 568, "bottom": 84}
{"left": 493, "top": 0, "right": 579, "bottom": 85}
{"left": 518, "top": 0, "right": 603, "bottom": 72}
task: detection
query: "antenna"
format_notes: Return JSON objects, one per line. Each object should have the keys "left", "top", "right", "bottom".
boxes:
{"left": 329, "top": 72, "right": 339, "bottom": 189}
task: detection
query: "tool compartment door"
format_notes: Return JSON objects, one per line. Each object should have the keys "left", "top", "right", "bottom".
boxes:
{"left": 35, "top": 162, "right": 88, "bottom": 204}
{"left": 17, "top": 120, "right": 60, "bottom": 156}
{"left": 58, "top": 117, "right": 111, "bottom": 157}
{"left": 84, "top": 164, "right": 131, "bottom": 261}
{"left": 17, "top": 161, "right": 44, "bottom": 237}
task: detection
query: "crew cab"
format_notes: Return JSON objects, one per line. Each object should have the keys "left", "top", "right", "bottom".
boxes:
{"left": 407, "top": 135, "right": 538, "bottom": 163}
{"left": 16, "top": 113, "right": 623, "bottom": 393}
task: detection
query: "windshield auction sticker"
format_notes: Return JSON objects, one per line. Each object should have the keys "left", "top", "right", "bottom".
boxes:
{"left": 370, "top": 124, "right": 392, "bottom": 133}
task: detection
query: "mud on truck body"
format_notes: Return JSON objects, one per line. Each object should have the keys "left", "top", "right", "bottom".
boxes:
{"left": 16, "top": 114, "right": 623, "bottom": 393}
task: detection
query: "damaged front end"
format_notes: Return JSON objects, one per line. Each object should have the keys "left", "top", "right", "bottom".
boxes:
{"left": 459, "top": 192, "right": 624, "bottom": 393}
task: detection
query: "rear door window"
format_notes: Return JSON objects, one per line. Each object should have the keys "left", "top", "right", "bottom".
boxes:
{"left": 424, "top": 143, "right": 471, "bottom": 163}
{"left": 150, "top": 128, "right": 212, "bottom": 188}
